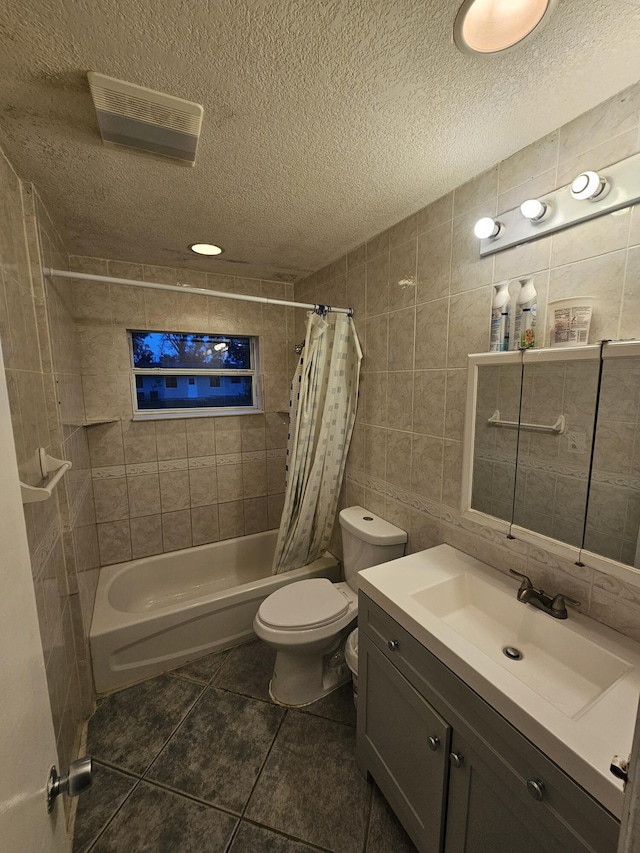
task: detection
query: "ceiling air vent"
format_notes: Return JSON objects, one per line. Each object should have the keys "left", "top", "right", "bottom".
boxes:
{"left": 87, "top": 72, "right": 204, "bottom": 166}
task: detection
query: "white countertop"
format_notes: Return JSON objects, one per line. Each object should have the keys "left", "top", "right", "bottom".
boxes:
{"left": 358, "top": 544, "right": 640, "bottom": 819}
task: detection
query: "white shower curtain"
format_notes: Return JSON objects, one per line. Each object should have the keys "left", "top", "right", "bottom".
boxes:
{"left": 272, "top": 310, "right": 362, "bottom": 574}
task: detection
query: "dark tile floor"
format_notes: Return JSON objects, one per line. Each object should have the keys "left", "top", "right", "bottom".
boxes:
{"left": 74, "top": 640, "right": 417, "bottom": 853}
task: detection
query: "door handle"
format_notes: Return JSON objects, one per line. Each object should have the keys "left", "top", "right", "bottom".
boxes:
{"left": 428, "top": 736, "right": 440, "bottom": 751}
{"left": 450, "top": 752, "right": 464, "bottom": 768}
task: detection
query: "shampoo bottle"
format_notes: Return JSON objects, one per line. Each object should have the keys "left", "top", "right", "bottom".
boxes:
{"left": 513, "top": 277, "right": 537, "bottom": 349}
{"left": 489, "top": 281, "right": 511, "bottom": 352}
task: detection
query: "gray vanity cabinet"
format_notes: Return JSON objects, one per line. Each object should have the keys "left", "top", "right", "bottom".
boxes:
{"left": 360, "top": 638, "right": 450, "bottom": 850}
{"left": 357, "top": 594, "right": 620, "bottom": 853}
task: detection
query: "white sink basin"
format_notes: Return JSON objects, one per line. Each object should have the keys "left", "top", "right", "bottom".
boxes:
{"left": 357, "top": 544, "right": 640, "bottom": 818}
{"left": 412, "top": 572, "right": 632, "bottom": 719}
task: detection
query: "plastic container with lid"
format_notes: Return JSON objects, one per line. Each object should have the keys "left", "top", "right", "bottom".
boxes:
{"left": 548, "top": 297, "right": 594, "bottom": 347}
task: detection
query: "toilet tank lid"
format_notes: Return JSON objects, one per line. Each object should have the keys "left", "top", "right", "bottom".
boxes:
{"left": 339, "top": 506, "right": 407, "bottom": 546}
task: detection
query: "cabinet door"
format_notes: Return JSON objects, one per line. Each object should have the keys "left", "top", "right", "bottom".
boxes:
{"left": 358, "top": 635, "right": 450, "bottom": 853}
{"left": 444, "top": 731, "right": 609, "bottom": 853}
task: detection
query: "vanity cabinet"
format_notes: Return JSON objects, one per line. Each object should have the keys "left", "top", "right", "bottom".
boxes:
{"left": 357, "top": 594, "right": 620, "bottom": 853}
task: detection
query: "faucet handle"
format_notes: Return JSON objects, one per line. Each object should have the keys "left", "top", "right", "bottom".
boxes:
{"left": 509, "top": 569, "right": 533, "bottom": 592}
{"left": 551, "top": 593, "right": 581, "bottom": 616}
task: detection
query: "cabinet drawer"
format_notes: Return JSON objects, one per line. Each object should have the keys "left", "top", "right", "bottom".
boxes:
{"left": 359, "top": 593, "right": 620, "bottom": 852}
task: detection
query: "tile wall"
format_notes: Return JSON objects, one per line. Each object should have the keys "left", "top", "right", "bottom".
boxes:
{"left": 296, "top": 80, "right": 640, "bottom": 643}
{"left": 0, "top": 144, "right": 97, "bottom": 813}
{"left": 68, "top": 256, "right": 295, "bottom": 564}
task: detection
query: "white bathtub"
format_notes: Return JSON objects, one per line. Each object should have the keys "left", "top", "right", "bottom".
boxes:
{"left": 90, "top": 529, "right": 341, "bottom": 693}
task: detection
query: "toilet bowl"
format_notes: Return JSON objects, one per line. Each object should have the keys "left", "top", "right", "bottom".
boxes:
{"left": 254, "top": 506, "right": 407, "bottom": 706}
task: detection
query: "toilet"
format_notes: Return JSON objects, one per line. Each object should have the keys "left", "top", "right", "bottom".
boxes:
{"left": 254, "top": 506, "right": 407, "bottom": 706}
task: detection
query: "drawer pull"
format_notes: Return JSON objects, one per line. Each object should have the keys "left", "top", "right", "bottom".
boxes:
{"left": 527, "top": 779, "right": 545, "bottom": 801}
{"left": 450, "top": 752, "right": 464, "bottom": 768}
{"left": 388, "top": 639, "right": 399, "bottom": 651}
{"left": 428, "top": 736, "right": 440, "bottom": 751}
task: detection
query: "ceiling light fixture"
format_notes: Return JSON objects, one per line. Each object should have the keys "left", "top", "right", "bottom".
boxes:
{"left": 189, "top": 243, "right": 224, "bottom": 256}
{"left": 453, "top": 0, "right": 557, "bottom": 56}
{"left": 570, "top": 171, "right": 609, "bottom": 201}
{"left": 520, "top": 198, "right": 549, "bottom": 222}
{"left": 474, "top": 217, "right": 502, "bottom": 239}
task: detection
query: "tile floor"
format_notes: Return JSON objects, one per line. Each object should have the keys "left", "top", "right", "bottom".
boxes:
{"left": 74, "top": 640, "right": 418, "bottom": 853}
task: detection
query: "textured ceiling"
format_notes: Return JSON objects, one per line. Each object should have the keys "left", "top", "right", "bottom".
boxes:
{"left": 1, "top": 0, "right": 639, "bottom": 280}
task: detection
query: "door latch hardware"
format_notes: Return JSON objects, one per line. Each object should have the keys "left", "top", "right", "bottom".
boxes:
{"left": 610, "top": 755, "right": 629, "bottom": 785}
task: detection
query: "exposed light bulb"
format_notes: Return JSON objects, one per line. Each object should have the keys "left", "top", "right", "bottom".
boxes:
{"left": 474, "top": 217, "right": 502, "bottom": 239}
{"left": 570, "top": 171, "right": 608, "bottom": 201}
{"left": 520, "top": 198, "right": 549, "bottom": 222}
{"left": 213, "top": 342, "right": 228, "bottom": 352}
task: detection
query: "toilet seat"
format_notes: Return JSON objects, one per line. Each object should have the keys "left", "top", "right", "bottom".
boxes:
{"left": 258, "top": 578, "right": 350, "bottom": 630}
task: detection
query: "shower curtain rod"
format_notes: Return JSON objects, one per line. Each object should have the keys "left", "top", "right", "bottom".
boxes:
{"left": 42, "top": 269, "right": 354, "bottom": 316}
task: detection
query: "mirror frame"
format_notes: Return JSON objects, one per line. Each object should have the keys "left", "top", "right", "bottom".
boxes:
{"left": 462, "top": 341, "right": 640, "bottom": 587}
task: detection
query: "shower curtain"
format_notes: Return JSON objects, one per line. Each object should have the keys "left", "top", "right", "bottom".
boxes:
{"left": 272, "top": 310, "right": 362, "bottom": 574}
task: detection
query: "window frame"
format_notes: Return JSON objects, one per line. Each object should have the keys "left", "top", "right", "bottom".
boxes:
{"left": 129, "top": 330, "right": 261, "bottom": 420}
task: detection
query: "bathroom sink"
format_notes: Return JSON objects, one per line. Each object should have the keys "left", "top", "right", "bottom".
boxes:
{"left": 357, "top": 543, "right": 640, "bottom": 817}
{"left": 411, "top": 572, "right": 632, "bottom": 718}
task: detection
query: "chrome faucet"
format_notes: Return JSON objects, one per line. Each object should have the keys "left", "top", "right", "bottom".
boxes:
{"left": 509, "top": 570, "right": 581, "bottom": 619}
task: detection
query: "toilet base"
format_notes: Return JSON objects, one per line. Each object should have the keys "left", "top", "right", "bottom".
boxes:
{"left": 268, "top": 646, "right": 351, "bottom": 707}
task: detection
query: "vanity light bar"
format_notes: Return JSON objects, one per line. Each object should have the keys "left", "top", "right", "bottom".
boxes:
{"left": 477, "top": 150, "right": 640, "bottom": 257}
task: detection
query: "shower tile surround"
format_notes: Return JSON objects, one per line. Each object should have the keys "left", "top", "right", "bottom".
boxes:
{"left": 69, "top": 255, "right": 295, "bottom": 564}
{"left": 299, "top": 80, "right": 640, "bottom": 644}
{"left": 0, "top": 146, "right": 97, "bottom": 817}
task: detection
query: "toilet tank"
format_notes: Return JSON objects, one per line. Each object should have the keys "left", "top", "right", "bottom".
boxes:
{"left": 339, "top": 506, "right": 407, "bottom": 591}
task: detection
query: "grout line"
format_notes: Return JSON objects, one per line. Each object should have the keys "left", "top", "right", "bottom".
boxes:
{"left": 240, "top": 707, "right": 288, "bottom": 821}
{"left": 85, "top": 776, "right": 144, "bottom": 853}
{"left": 360, "top": 782, "right": 376, "bottom": 853}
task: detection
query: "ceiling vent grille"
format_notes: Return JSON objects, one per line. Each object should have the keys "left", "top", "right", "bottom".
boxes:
{"left": 87, "top": 72, "right": 204, "bottom": 166}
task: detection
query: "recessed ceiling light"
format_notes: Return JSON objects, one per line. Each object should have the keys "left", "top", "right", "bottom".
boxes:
{"left": 454, "top": 0, "right": 557, "bottom": 56}
{"left": 189, "top": 243, "right": 224, "bottom": 256}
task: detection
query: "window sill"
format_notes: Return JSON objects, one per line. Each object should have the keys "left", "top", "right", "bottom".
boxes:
{"left": 132, "top": 408, "right": 264, "bottom": 421}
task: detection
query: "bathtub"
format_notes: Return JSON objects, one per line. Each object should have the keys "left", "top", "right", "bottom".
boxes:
{"left": 90, "top": 529, "right": 341, "bottom": 693}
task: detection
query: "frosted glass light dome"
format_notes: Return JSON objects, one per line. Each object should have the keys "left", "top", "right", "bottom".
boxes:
{"left": 454, "top": 0, "right": 556, "bottom": 55}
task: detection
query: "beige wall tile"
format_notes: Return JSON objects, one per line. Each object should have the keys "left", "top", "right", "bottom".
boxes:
{"left": 498, "top": 131, "right": 559, "bottom": 193}
{"left": 244, "top": 497, "right": 269, "bottom": 534}
{"left": 87, "top": 422, "right": 124, "bottom": 467}
{"left": 189, "top": 467, "right": 218, "bottom": 507}
{"left": 417, "top": 192, "right": 453, "bottom": 235}
{"left": 93, "top": 477, "right": 129, "bottom": 523}
{"left": 386, "top": 372, "right": 413, "bottom": 431}
{"left": 97, "top": 520, "right": 131, "bottom": 565}
{"left": 268, "top": 493, "right": 285, "bottom": 529}
{"left": 450, "top": 208, "right": 495, "bottom": 294}
{"left": 242, "top": 459, "right": 268, "bottom": 499}
{"left": 130, "top": 514, "right": 163, "bottom": 559}
{"left": 416, "top": 223, "right": 451, "bottom": 304}
{"left": 191, "top": 505, "right": 220, "bottom": 546}
{"left": 388, "top": 308, "right": 415, "bottom": 372}
{"left": 127, "top": 474, "right": 161, "bottom": 518}
{"left": 185, "top": 418, "right": 216, "bottom": 457}
{"left": 366, "top": 255, "right": 390, "bottom": 318}
{"left": 122, "top": 420, "right": 157, "bottom": 463}
{"left": 160, "top": 470, "right": 191, "bottom": 512}
{"left": 219, "top": 500, "right": 245, "bottom": 540}
{"left": 413, "top": 370, "right": 446, "bottom": 437}
{"left": 162, "top": 510, "right": 192, "bottom": 552}
{"left": 414, "top": 299, "right": 448, "bottom": 370}
{"left": 156, "top": 419, "right": 188, "bottom": 460}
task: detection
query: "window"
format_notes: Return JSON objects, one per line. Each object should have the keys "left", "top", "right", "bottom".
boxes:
{"left": 130, "top": 330, "right": 260, "bottom": 418}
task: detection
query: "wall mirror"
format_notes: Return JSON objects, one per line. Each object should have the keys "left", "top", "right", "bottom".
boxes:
{"left": 462, "top": 341, "right": 640, "bottom": 586}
